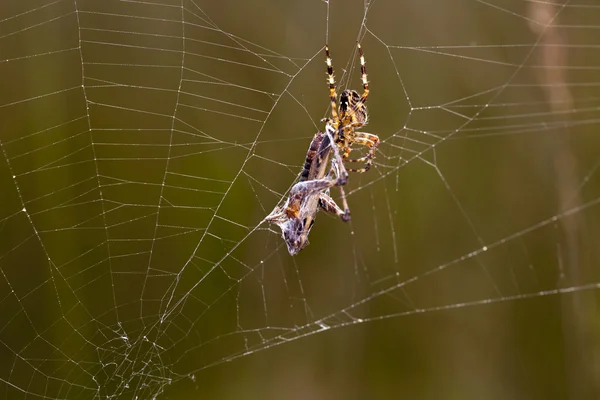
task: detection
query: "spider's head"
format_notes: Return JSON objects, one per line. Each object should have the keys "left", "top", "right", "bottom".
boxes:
{"left": 281, "top": 217, "right": 313, "bottom": 256}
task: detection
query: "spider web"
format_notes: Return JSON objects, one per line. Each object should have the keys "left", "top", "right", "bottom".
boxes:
{"left": 1, "top": 0, "right": 600, "bottom": 398}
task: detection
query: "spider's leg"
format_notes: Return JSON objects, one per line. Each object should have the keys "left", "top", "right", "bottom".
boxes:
{"left": 343, "top": 132, "right": 380, "bottom": 173}
{"left": 326, "top": 45, "right": 340, "bottom": 125}
{"left": 341, "top": 146, "right": 352, "bottom": 161}
{"left": 357, "top": 42, "right": 369, "bottom": 104}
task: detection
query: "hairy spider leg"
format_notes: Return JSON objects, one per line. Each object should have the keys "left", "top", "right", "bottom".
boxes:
{"left": 325, "top": 45, "right": 339, "bottom": 128}
{"left": 358, "top": 41, "right": 369, "bottom": 103}
{"left": 343, "top": 132, "right": 379, "bottom": 173}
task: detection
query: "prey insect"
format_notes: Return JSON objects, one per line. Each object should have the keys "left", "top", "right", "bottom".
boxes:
{"left": 267, "top": 125, "right": 350, "bottom": 255}
{"left": 267, "top": 42, "right": 379, "bottom": 255}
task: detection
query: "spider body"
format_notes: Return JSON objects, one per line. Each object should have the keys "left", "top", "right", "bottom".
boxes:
{"left": 324, "top": 43, "right": 378, "bottom": 173}
{"left": 267, "top": 42, "right": 379, "bottom": 255}
{"left": 339, "top": 89, "right": 367, "bottom": 130}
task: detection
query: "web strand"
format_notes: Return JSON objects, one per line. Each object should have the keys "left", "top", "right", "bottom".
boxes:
{"left": 1, "top": 0, "right": 599, "bottom": 398}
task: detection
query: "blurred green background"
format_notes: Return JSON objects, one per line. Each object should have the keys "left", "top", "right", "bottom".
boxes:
{"left": 1, "top": 0, "right": 600, "bottom": 399}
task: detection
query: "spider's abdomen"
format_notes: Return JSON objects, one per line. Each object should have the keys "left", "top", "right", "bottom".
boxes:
{"left": 339, "top": 89, "right": 360, "bottom": 112}
{"left": 340, "top": 89, "right": 368, "bottom": 128}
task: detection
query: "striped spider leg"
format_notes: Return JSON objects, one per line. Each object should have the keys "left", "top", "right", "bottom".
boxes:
{"left": 324, "top": 42, "right": 380, "bottom": 173}
{"left": 266, "top": 126, "right": 350, "bottom": 255}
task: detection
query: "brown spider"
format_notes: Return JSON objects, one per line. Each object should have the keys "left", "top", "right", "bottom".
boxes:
{"left": 325, "top": 42, "right": 379, "bottom": 172}
{"left": 266, "top": 43, "right": 379, "bottom": 255}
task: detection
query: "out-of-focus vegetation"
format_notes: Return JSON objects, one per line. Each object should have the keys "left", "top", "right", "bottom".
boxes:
{"left": 0, "top": 1, "right": 599, "bottom": 399}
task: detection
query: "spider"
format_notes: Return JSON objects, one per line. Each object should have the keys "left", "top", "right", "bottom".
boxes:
{"left": 325, "top": 42, "right": 379, "bottom": 173}
{"left": 266, "top": 43, "right": 379, "bottom": 255}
